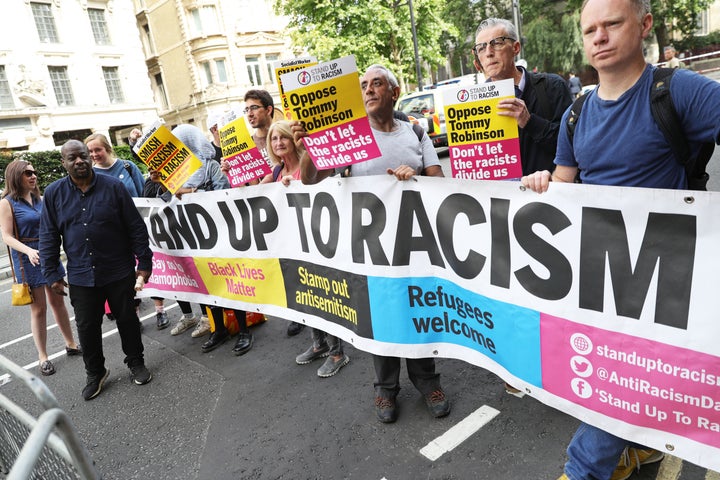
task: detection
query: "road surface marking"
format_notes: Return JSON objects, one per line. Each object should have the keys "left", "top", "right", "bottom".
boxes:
{"left": 419, "top": 405, "right": 500, "bottom": 461}
{"left": 0, "top": 305, "right": 175, "bottom": 386}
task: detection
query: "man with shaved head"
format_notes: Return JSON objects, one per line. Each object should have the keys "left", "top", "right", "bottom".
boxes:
{"left": 40, "top": 139, "right": 153, "bottom": 401}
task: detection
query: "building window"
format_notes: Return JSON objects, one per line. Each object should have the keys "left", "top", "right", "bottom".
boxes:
{"left": 88, "top": 8, "right": 111, "bottom": 45}
{"left": 31, "top": 2, "right": 59, "bottom": 43}
{"left": 0, "top": 66, "right": 14, "bottom": 109}
{"left": 189, "top": 6, "right": 218, "bottom": 37}
{"left": 199, "top": 61, "right": 212, "bottom": 87}
{"left": 265, "top": 54, "right": 279, "bottom": 83}
{"left": 215, "top": 59, "right": 227, "bottom": 83}
{"left": 246, "top": 56, "right": 261, "bottom": 86}
{"left": 48, "top": 66, "right": 74, "bottom": 106}
{"left": 102, "top": 67, "right": 124, "bottom": 104}
{"left": 142, "top": 24, "right": 156, "bottom": 56}
{"left": 154, "top": 73, "right": 169, "bottom": 110}
{"left": 695, "top": 8, "right": 710, "bottom": 35}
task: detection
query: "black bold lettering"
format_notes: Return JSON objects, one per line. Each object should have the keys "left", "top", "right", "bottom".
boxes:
{"left": 185, "top": 204, "right": 217, "bottom": 249}
{"left": 579, "top": 208, "right": 695, "bottom": 329}
{"left": 310, "top": 192, "right": 340, "bottom": 259}
{"left": 247, "top": 196, "right": 278, "bottom": 251}
{"left": 513, "top": 202, "right": 572, "bottom": 300}
{"left": 217, "top": 199, "right": 252, "bottom": 251}
{"left": 392, "top": 191, "right": 444, "bottom": 267}
{"left": 490, "top": 198, "right": 511, "bottom": 287}
{"left": 148, "top": 211, "right": 176, "bottom": 249}
{"left": 436, "top": 193, "right": 486, "bottom": 279}
{"left": 165, "top": 205, "right": 198, "bottom": 249}
{"left": 351, "top": 192, "right": 389, "bottom": 265}
{"left": 286, "top": 193, "right": 311, "bottom": 253}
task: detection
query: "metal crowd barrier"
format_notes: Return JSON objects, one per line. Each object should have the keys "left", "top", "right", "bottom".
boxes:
{"left": 0, "top": 353, "right": 99, "bottom": 479}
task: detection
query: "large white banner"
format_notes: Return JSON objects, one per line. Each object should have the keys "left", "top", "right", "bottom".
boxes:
{"left": 134, "top": 176, "right": 720, "bottom": 471}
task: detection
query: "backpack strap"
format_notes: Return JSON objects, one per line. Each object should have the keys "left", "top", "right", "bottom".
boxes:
{"left": 411, "top": 123, "right": 424, "bottom": 142}
{"left": 123, "top": 160, "right": 133, "bottom": 173}
{"left": 649, "top": 68, "right": 690, "bottom": 167}
{"left": 650, "top": 67, "right": 713, "bottom": 190}
{"left": 565, "top": 93, "right": 589, "bottom": 145}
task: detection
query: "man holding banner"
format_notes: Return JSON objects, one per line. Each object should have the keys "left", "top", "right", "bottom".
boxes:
{"left": 473, "top": 17, "right": 573, "bottom": 396}
{"left": 473, "top": 18, "right": 572, "bottom": 176}
{"left": 522, "top": 0, "right": 720, "bottom": 478}
{"left": 296, "top": 64, "right": 450, "bottom": 424}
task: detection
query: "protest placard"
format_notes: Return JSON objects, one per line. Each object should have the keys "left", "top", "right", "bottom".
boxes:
{"left": 218, "top": 112, "right": 271, "bottom": 186}
{"left": 280, "top": 55, "right": 381, "bottom": 171}
{"left": 443, "top": 79, "right": 522, "bottom": 180}
{"left": 132, "top": 121, "right": 203, "bottom": 193}
{"left": 273, "top": 56, "right": 318, "bottom": 120}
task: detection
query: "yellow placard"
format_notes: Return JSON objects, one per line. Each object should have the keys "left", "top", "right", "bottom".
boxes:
{"left": 134, "top": 125, "right": 203, "bottom": 194}
{"left": 283, "top": 73, "right": 366, "bottom": 133}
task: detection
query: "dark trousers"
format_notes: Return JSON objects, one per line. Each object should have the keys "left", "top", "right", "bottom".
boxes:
{"left": 372, "top": 355, "right": 441, "bottom": 398}
{"left": 208, "top": 306, "right": 248, "bottom": 334}
{"left": 70, "top": 273, "right": 144, "bottom": 376}
{"left": 177, "top": 300, "right": 193, "bottom": 315}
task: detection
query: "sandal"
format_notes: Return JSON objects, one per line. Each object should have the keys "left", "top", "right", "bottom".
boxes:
{"left": 39, "top": 360, "right": 56, "bottom": 376}
{"left": 66, "top": 345, "right": 83, "bottom": 356}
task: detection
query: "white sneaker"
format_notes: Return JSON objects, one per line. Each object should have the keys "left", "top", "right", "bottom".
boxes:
{"left": 170, "top": 315, "right": 199, "bottom": 336}
{"left": 191, "top": 317, "right": 211, "bottom": 338}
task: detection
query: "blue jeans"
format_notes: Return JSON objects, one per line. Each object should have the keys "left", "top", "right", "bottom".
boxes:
{"left": 564, "top": 423, "right": 645, "bottom": 480}
{"left": 310, "top": 328, "right": 343, "bottom": 356}
{"left": 69, "top": 273, "right": 145, "bottom": 376}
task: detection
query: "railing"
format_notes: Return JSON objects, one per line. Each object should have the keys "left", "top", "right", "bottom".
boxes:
{"left": 0, "top": 354, "right": 99, "bottom": 480}
{"left": 656, "top": 49, "right": 720, "bottom": 74}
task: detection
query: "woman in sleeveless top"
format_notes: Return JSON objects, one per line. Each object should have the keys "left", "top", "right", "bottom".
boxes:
{"left": 261, "top": 121, "right": 303, "bottom": 185}
{"left": 0, "top": 160, "right": 81, "bottom": 375}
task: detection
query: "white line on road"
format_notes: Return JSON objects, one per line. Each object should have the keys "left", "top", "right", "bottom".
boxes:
{"left": 0, "top": 304, "right": 177, "bottom": 386}
{"left": 419, "top": 404, "right": 500, "bottom": 461}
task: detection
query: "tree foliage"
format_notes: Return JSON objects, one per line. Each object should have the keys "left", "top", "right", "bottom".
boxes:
{"left": 274, "top": 0, "right": 456, "bottom": 90}
{"left": 650, "top": 0, "right": 713, "bottom": 61}
{"left": 275, "top": 0, "right": 715, "bottom": 86}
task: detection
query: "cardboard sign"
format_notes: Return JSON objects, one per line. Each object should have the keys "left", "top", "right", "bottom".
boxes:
{"left": 273, "top": 56, "right": 318, "bottom": 120}
{"left": 218, "top": 111, "right": 271, "bottom": 186}
{"left": 280, "top": 55, "right": 381, "bottom": 171}
{"left": 443, "top": 79, "right": 522, "bottom": 180}
{"left": 132, "top": 122, "right": 203, "bottom": 193}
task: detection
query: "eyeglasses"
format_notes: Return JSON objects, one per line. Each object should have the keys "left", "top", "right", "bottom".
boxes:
{"left": 472, "top": 36, "right": 516, "bottom": 56}
{"left": 22, "top": 170, "right": 37, "bottom": 178}
{"left": 243, "top": 105, "right": 264, "bottom": 114}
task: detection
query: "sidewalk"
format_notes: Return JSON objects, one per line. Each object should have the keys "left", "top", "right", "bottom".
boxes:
{"left": 0, "top": 238, "right": 12, "bottom": 281}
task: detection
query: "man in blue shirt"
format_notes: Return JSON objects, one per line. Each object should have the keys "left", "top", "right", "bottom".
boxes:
{"left": 522, "top": 0, "right": 720, "bottom": 478}
{"left": 40, "top": 139, "right": 154, "bottom": 401}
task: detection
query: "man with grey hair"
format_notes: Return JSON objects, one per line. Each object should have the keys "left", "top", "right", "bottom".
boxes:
{"left": 473, "top": 17, "right": 572, "bottom": 176}
{"left": 296, "top": 64, "right": 449, "bottom": 423}
{"left": 522, "top": 0, "right": 720, "bottom": 478}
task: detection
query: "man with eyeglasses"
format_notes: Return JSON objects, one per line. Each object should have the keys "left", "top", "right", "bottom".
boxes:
{"left": 473, "top": 18, "right": 572, "bottom": 176}
{"left": 234, "top": 89, "right": 306, "bottom": 337}
{"left": 243, "top": 89, "right": 276, "bottom": 163}
{"left": 473, "top": 17, "right": 573, "bottom": 398}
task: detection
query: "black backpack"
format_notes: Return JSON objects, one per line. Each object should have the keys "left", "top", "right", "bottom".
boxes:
{"left": 566, "top": 68, "right": 714, "bottom": 190}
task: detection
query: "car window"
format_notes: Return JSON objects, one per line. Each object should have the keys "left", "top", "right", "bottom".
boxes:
{"left": 397, "top": 94, "right": 435, "bottom": 116}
